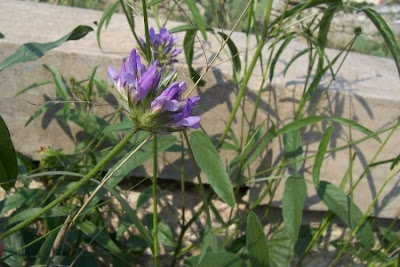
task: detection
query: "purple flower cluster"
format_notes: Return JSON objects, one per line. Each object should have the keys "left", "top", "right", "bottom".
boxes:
{"left": 108, "top": 48, "right": 200, "bottom": 132}
{"left": 139, "top": 27, "right": 182, "bottom": 65}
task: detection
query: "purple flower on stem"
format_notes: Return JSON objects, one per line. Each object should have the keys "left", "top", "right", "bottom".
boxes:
{"left": 171, "top": 97, "right": 201, "bottom": 129}
{"left": 150, "top": 81, "right": 186, "bottom": 112}
{"left": 108, "top": 48, "right": 200, "bottom": 132}
{"left": 108, "top": 49, "right": 161, "bottom": 103}
{"left": 140, "top": 27, "right": 182, "bottom": 65}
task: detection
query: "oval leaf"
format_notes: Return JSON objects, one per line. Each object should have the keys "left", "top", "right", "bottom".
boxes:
{"left": 247, "top": 212, "right": 269, "bottom": 267}
{"left": 0, "top": 115, "right": 18, "bottom": 191}
{"left": 185, "top": 251, "right": 246, "bottom": 267}
{"left": 282, "top": 174, "right": 307, "bottom": 243}
{"left": 189, "top": 131, "right": 235, "bottom": 207}
{"left": 78, "top": 220, "right": 125, "bottom": 260}
{"left": 317, "top": 181, "right": 374, "bottom": 249}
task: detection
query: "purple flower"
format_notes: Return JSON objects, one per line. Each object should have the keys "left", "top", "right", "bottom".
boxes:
{"left": 108, "top": 49, "right": 161, "bottom": 103}
{"left": 150, "top": 81, "right": 186, "bottom": 112}
{"left": 108, "top": 48, "right": 200, "bottom": 132}
{"left": 140, "top": 27, "right": 182, "bottom": 65}
{"left": 171, "top": 97, "right": 201, "bottom": 129}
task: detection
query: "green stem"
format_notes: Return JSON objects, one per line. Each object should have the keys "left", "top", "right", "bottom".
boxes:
{"left": 142, "top": 0, "right": 152, "bottom": 61}
{"left": 0, "top": 127, "right": 139, "bottom": 241}
{"left": 119, "top": 0, "right": 141, "bottom": 45}
{"left": 218, "top": 0, "right": 273, "bottom": 147}
{"left": 152, "top": 134, "right": 159, "bottom": 267}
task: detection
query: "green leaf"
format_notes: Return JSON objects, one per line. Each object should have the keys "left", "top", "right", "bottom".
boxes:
{"left": 184, "top": 0, "right": 207, "bottom": 40}
{"left": 282, "top": 174, "right": 307, "bottom": 243}
{"left": 2, "top": 231, "right": 24, "bottom": 267}
{"left": 218, "top": 32, "right": 241, "bottom": 74}
{"left": 183, "top": 30, "right": 206, "bottom": 86}
{"left": 317, "top": 181, "right": 374, "bottom": 249}
{"left": 329, "top": 117, "right": 381, "bottom": 142}
{"left": 270, "top": 0, "right": 341, "bottom": 29}
{"left": 189, "top": 131, "right": 235, "bottom": 207}
{"left": 107, "top": 134, "right": 176, "bottom": 188}
{"left": 0, "top": 188, "right": 45, "bottom": 213}
{"left": 43, "top": 64, "right": 69, "bottom": 100}
{"left": 185, "top": 251, "right": 247, "bottom": 267}
{"left": 283, "top": 48, "right": 308, "bottom": 76}
{"left": 13, "top": 80, "right": 52, "bottom": 98}
{"left": 363, "top": 7, "right": 400, "bottom": 76}
{"left": 102, "top": 183, "right": 153, "bottom": 252}
{"left": 25, "top": 102, "right": 56, "bottom": 126}
{"left": 318, "top": 4, "right": 340, "bottom": 53}
{"left": 270, "top": 35, "right": 295, "bottom": 81}
{"left": 275, "top": 116, "right": 324, "bottom": 136}
{"left": 313, "top": 127, "right": 333, "bottom": 187}
{"left": 268, "top": 229, "right": 293, "bottom": 267}
{"left": 35, "top": 230, "right": 58, "bottom": 265}
{"left": 158, "top": 220, "right": 177, "bottom": 247}
{"left": 0, "top": 115, "right": 18, "bottom": 191}
{"left": 243, "top": 124, "right": 276, "bottom": 168}
{"left": 246, "top": 212, "right": 269, "bottom": 267}
{"left": 0, "top": 25, "right": 93, "bottom": 71}
{"left": 78, "top": 220, "right": 125, "bottom": 259}
{"left": 170, "top": 24, "right": 199, "bottom": 33}
{"left": 8, "top": 206, "right": 69, "bottom": 224}
{"left": 136, "top": 186, "right": 152, "bottom": 209}
{"left": 87, "top": 66, "right": 97, "bottom": 100}
{"left": 97, "top": 1, "right": 120, "bottom": 50}
{"left": 283, "top": 130, "right": 303, "bottom": 171}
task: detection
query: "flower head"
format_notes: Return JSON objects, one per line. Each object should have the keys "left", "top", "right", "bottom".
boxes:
{"left": 108, "top": 48, "right": 199, "bottom": 132}
{"left": 139, "top": 27, "right": 182, "bottom": 66}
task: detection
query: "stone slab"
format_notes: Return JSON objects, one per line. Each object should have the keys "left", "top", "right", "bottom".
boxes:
{"left": 0, "top": 0, "right": 399, "bottom": 218}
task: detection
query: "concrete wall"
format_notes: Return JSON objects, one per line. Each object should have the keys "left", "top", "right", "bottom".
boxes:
{"left": 0, "top": 0, "right": 399, "bottom": 218}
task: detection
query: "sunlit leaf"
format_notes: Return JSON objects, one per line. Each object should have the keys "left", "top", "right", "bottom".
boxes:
{"left": 363, "top": 7, "right": 400, "bottom": 76}
{"left": 185, "top": 0, "right": 207, "bottom": 40}
{"left": 282, "top": 174, "right": 307, "bottom": 243}
{"left": 0, "top": 25, "right": 93, "bottom": 71}
{"left": 317, "top": 181, "right": 374, "bottom": 249}
{"left": 97, "top": 1, "right": 120, "bottom": 49}
{"left": 313, "top": 127, "right": 333, "bottom": 187}
{"left": 247, "top": 212, "right": 269, "bottom": 267}
{"left": 189, "top": 131, "right": 235, "bottom": 207}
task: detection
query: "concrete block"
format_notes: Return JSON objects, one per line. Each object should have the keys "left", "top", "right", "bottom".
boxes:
{"left": 0, "top": 0, "right": 399, "bottom": 218}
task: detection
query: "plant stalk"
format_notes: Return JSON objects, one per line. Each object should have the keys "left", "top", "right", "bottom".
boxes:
{"left": 142, "top": 0, "right": 152, "bottom": 61}
{"left": 152, "top": 134, "right": 159, "bottom": 267}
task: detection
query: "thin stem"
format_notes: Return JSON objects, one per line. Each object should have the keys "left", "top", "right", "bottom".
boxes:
{"left": 330, "top": 163, "right": 400, "bottom": 266}
{"left": 183, "top": 131, "right": 211, "bottom": 225}
{"left": 142, "top": 0, "right": 152, "bottom": 61}
{"left": 119, "top": 0, "right": 140, "bottom": 45}
{"left": 152, "top": 134, "right": 159, "bottom": 267}
{"left": 218, "top": 0, "right": 274, "bottom": 147}
{"left": 0, "top": 127, "right": 139, "bottom": 241}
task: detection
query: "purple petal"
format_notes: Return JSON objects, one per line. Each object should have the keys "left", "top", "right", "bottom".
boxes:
{"left": 107, "top": 66, "right": 119, "bottom": 82}
{"left": 120, "top": 58, "right": 127, "bottom": 85}
{"left": 128, "top": 49, "right": 138, "bottom": 77}
{"left": 173, "top": 116, "right": 200, "bottom": 129}
{"left": 137, "top": 65, "right": 156, "bottom": 100}
{"left": 189, "top": 95, "right": 200, "bottom": 105}
{"left": 171, "top": 49, "right": 182, "bottom": 57}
